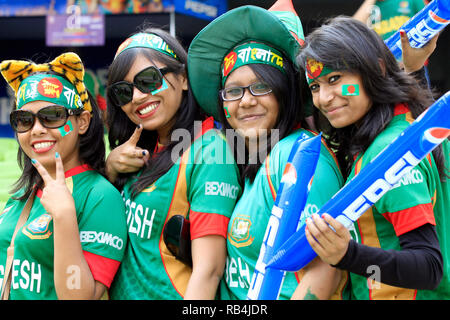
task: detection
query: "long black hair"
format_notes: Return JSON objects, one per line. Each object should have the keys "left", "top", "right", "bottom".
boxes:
{"left": 12, "top": 88, "right": 105, "bottom": 201}
{"left": 106, "top": 27, "right": 203, "bottom": 196}
{"left": 298, "top": 16, "right": 448, "bottom": 180}
{"left": 217, "top": 53, "right": 307, "bottom": 182}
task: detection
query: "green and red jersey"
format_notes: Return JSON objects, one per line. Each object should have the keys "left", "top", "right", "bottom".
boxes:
{"left": 0, "top": 165, "right": 127, "bottom": 300}
{"left": 370, "top": 0, "right": 428, "bottom": 40}
{"left": 109, "top": 118, "right": 242, "bottom": 300}
{"left": 346, "top": 104, "right": 450, "bottom": 300}
{"left": 219, "top": 129, "right": 350, "bottom": 300}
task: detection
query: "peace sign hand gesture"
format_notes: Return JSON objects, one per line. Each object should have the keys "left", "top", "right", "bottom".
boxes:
{"left": 31, "top": 152, "right": 76, "bottom": 220}
{"left": 31, "top": 152, "right": 105, "bottom": 299}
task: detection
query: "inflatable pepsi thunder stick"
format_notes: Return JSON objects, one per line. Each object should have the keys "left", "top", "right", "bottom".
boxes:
{"left": 385, "top": 0, "right": 450, "bottom": 60}
{"left": 268, "top": 91, "right": 450, "bottom": 272}
{"left": 247, "top": 135, "right": 322, "bottom": 300}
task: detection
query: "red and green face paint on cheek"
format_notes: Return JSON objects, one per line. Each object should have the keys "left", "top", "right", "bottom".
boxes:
{"left": 224, "top": 106, "right": 231, "bottom": 118}
{"left": 342, "top": 84, "right": 359, "bottom": 96}
{"left": 58, "top": 119, "right": 73, "bottom": 137}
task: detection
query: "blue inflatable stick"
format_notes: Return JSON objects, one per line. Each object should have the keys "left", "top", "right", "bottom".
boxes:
{"left": 385, "top": 0, "right": 450, "bottom": 60}
{"left": 268, "top": 91, "right": 450, "bottom": 272}
{"left": 247, "top": 134, "right": 322, "bottom": 300}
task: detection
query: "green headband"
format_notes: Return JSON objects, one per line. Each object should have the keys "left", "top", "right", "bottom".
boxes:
{"left": 305, "top": 58, "right": 334, "bottom": 84}
{"left": 222, "top": 42, "right": 285, "bottom": 86}
{"left": 114, "top": 33, "right": 178, "bottom": 61}
{"left": 16, "top": 73, "right": 84, "bottom": 110}
{"left": 188, "top": 3, "right": 304, "bottom": 119}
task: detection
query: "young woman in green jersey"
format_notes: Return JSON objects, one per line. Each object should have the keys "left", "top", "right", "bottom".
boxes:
{"left": 105, "top": 27, "right": 241, "bottom": 300}
{"left": 353, "top": 0, "right": 430, "bottom": 41}
{"left": 0, "top": 53, "right": 127, "bottom": 300}
{"left": 188, "top": 0, "right": 350, "bottom": 300}
{"left": 300, "top": 16, "right": 450, "bottom": 299}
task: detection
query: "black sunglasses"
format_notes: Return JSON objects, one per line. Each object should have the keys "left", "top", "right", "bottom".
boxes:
{"left": 108, "top": 65, "right": 170, "bottom": 107}
{"left": 10, "top": 105, "right": 83, "bottom": 133}
{"left": 163, "top": 215, "right": 192, "bottom": 267}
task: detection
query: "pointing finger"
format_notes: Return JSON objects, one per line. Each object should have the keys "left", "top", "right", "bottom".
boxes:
{"left": 127, "top": 124, "right": 144, "bottom": 147}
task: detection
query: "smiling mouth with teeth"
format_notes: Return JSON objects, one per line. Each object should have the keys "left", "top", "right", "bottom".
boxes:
{"left": 34, "top": 142, "right": 55, "bottom": 149}
{"left": 32, "top": 141, "right": 56, "bottom": 153}
{"left": 138, "top": 102, "right": 159, "bottom": 116}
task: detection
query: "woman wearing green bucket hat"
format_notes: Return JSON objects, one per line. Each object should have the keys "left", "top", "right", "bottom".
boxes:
{"left": 188, "top": 0, "right": 349, "bottom": 300}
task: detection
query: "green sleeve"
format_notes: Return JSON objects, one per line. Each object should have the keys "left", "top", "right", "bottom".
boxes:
{"left": 187, "top": 130, "right": 242, "bottom": 217}
{"left": 304, "top": 145, "right": 344, "bottom": 216}
{"left": 412, "top": 0, "right": 427, "bottom": 13}
{"left": 266, "top": 132, "right": 343, "bottom": 225}
{"left": 374, "top": 157, "right": 435, "bottom": 214}
{"left": 77, "top": 182, "right": 127, "bottom": 261}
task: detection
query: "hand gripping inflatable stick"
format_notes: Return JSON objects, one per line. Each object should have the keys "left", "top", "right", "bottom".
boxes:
{"left": 385, "top": 0, "right": 450, "bottom": 60}
{"left": 268, "top": 91, "right": 450, "bottom": 272}
{"left": 247, "top": 133, "right": 322, "bottom": 300}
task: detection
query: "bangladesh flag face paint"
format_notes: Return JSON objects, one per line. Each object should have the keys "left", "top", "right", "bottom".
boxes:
{"left": 342, "top": 84, "right": 359, "bottom": 96}
{"left": 59, "top": 120, "right": 73, "bottom": 137}
{"left": 224, "top": 106, "right": 231, "bottom": 118}
{"left": 151, "top": 78, "right": 168, "bottom": 95}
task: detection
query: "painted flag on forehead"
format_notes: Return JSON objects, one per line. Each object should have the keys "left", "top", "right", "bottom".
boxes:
{"left": 342, "top": 84, "right": 359, "bottom": 96}
{"left": 59, "top": 119, "right": 73, "bottom": 137}
{"left": 269, "top": 0, "right": 305, "bottom": 46}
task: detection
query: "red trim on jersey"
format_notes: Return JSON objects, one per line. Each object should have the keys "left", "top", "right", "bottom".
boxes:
{"left": 153, "top": 138, "right": 166, "bottom": 155}
{"left": 96, "top": 94, "right": 107, "bottom": 111}
{"left": 356, "top": 219, "right": 365, "bottom": 245}
{"left": 304, "top": 128, "right": 341, "bottom": 176}
{"left": 265, "top": 155, "right": 277, "bottom": 201}
{"left": 393, "top": 103, "right": 410, "bottom": 116}
{"left": 426, "top": 153, "right": 432, "bottom": 166}
{"left": 194, "top": 116, "right": 215, "bottom": 141}
{"left": 159, "top": 155, "right": 185, "bottom": 298}
{"left": 189, "top": 210, "right": 229, "bottom": 240}
{"left": 83, "top": 250, "right": 121, "bottom": 288}
{"left": 382, "top": 203, "right": 436, "bottom": 236}
{"left": 36, "top": 164, "right": 93, "bottom": 198}
{"left": 65, "top": 164, "right": 93, "bottom": 178}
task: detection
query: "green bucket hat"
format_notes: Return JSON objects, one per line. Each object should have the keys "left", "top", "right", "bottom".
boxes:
{"left": 188, "top": 0, "right": 304, "bottom": 120}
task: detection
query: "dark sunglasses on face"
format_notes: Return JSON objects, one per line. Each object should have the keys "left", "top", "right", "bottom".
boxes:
{"left": 10, "top": 105, "right": 83, "bottom": 133}
{"left": 108, "top": 65, "right": 171, "bottom": 107}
